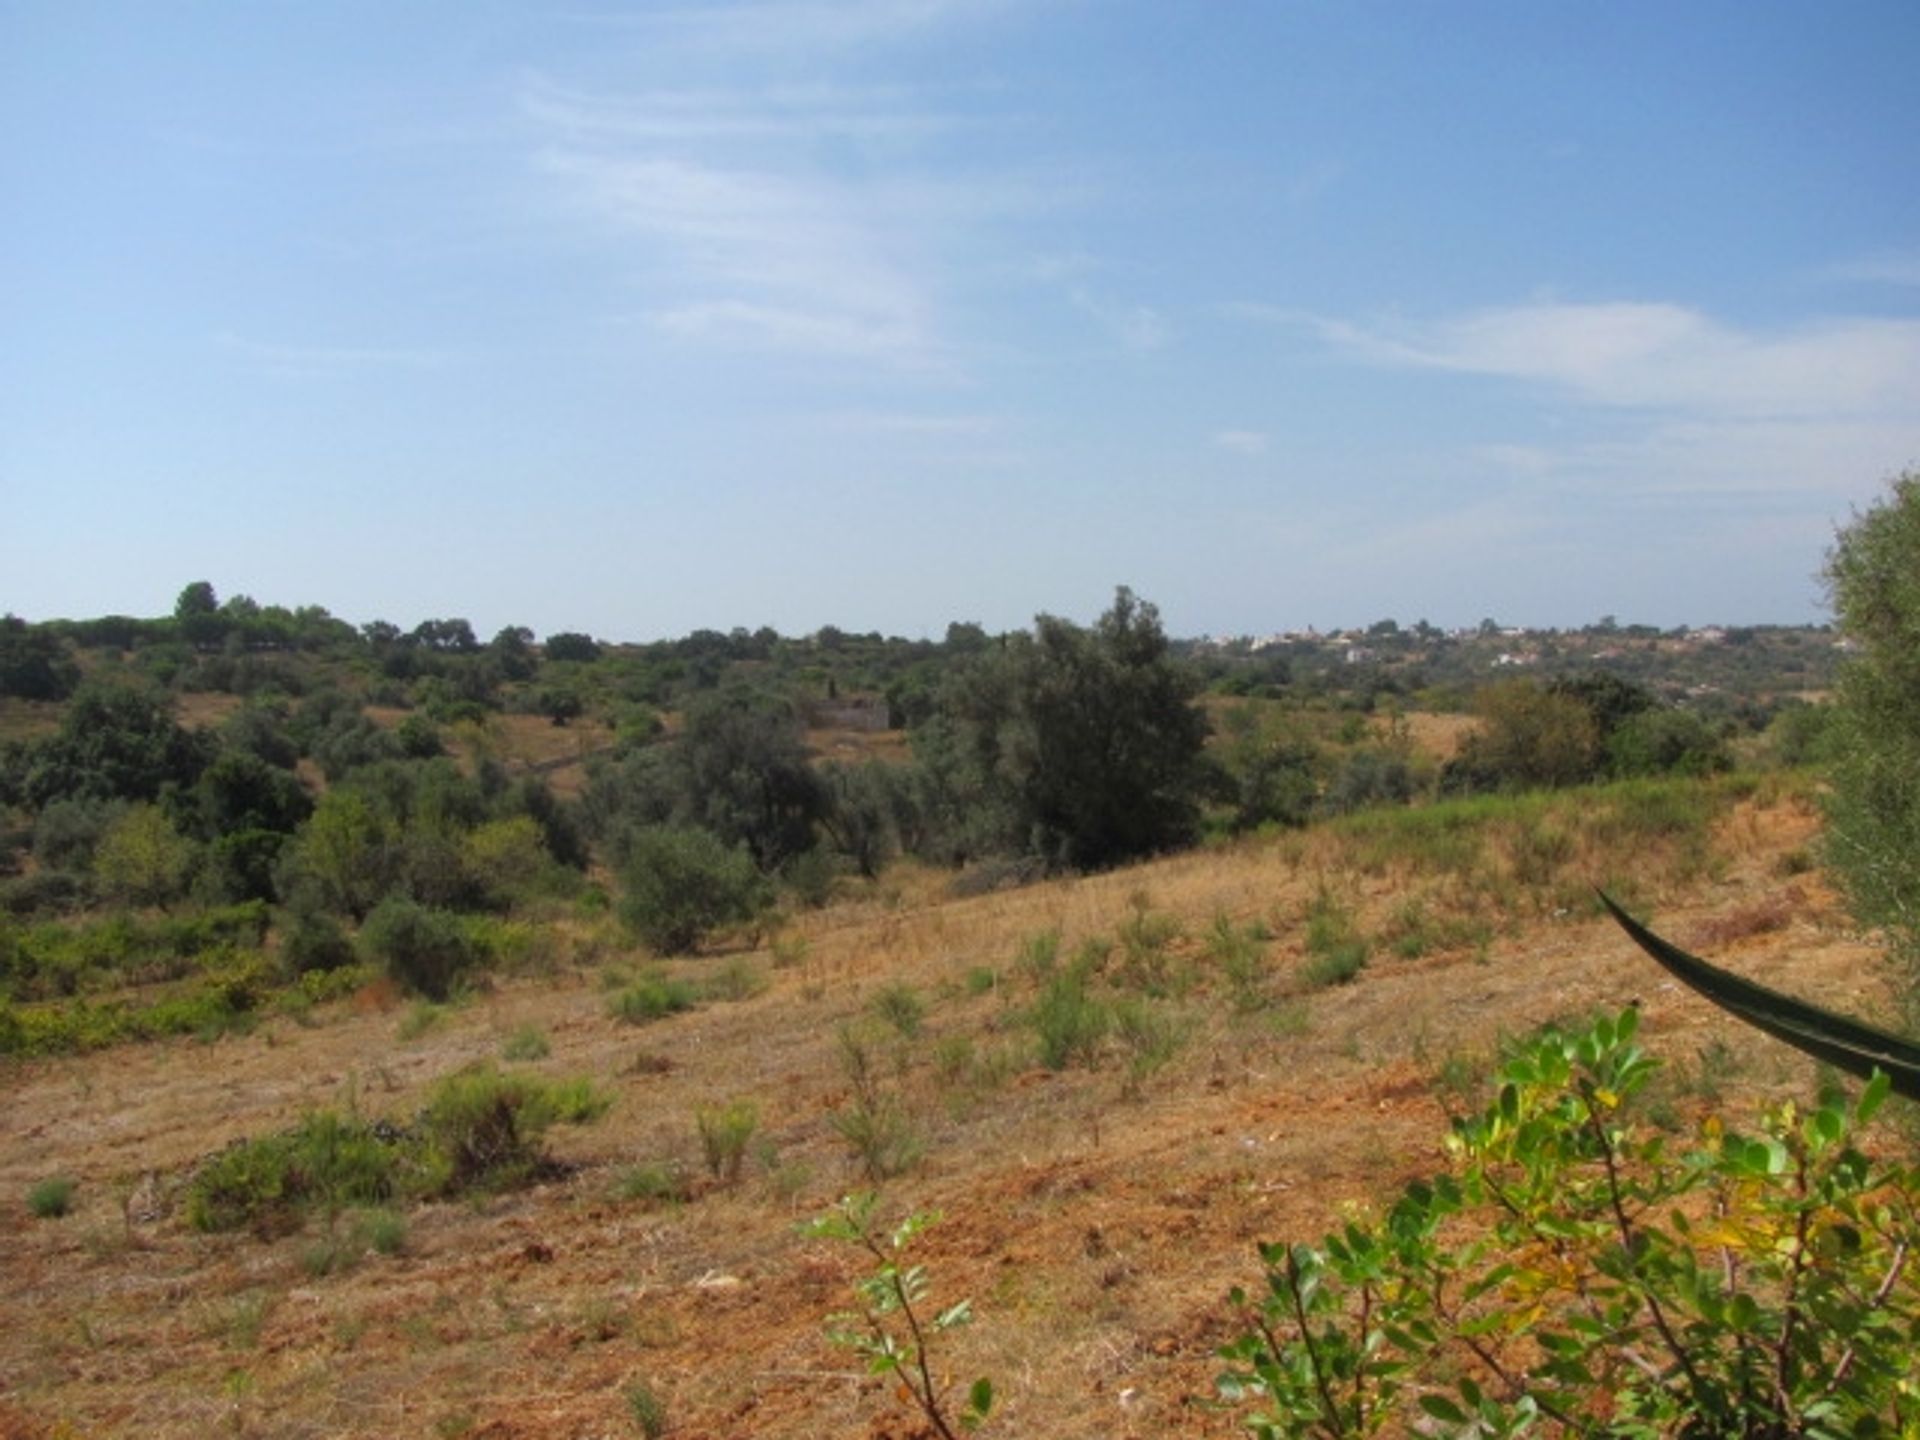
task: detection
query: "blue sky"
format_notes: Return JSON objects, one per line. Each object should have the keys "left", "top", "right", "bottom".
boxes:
{"left": 4, "top": 2, "right": 1917, "bottom": 642}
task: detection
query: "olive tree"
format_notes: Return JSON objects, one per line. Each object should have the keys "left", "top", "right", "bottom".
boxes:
{"left": 914, "top": 588, "right": 1213, "bottom": 870}
{"left": 1824, "top": 471, "right": 1920, "bottom": 1005}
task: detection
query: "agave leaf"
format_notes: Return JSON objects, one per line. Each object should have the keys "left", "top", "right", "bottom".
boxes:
{"left": 1598, "top": 890, "right": 1920, "bottom": 1102}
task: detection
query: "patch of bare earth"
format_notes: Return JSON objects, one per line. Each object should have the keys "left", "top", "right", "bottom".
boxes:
{"left": 0, "top": 789, "right": 1889, "bottom": 1439}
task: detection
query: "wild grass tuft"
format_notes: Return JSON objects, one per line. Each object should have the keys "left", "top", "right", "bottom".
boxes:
{"left": 28, "top": 1175, "right": 77, "bottom": 1219}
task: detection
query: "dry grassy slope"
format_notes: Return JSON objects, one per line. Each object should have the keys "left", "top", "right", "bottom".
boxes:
{"left": 0, "top": 789, "right": 1892, "bottom": 1440}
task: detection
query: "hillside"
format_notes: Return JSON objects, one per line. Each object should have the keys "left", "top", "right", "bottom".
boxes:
{"left": 2, "top": 773, "right": 1888, "bottom": 1440}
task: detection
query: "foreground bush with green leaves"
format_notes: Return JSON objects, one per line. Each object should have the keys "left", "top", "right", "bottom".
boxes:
{"left": 1220, "top": 1009, "right": 1920, "bottom": 1437}
{"left": 186, "top": 1064, "right": 611, "bottom": 1234}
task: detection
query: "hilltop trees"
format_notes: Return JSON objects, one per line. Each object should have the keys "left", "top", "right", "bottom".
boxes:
{"left": 1823, "top": 471, "right": 1920, "bottom": 1001}
{"left": 914, "top": 588, "right": 1212, "bottom": 870}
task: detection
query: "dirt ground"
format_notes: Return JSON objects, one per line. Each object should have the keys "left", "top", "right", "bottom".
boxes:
{"left": 0, "top": 791, "right": 1892, "bottom": 1439}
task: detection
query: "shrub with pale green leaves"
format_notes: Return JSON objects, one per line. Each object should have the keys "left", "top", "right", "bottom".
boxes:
{"left": 1219, "top": 1009, "right": 1920, "bottom": 1437}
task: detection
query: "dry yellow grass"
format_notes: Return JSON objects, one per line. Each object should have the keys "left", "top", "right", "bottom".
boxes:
{"left": 0, "top": 780, "right": 1889, "bottom": 1440}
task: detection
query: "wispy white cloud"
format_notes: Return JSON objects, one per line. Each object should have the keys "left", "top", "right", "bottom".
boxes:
{"left": 1311, "top": 301, "right": 1920, "bottom": 419}
{"left": 1070, "top": 287, "right": 1167, "bottom": 353}
{"left": 519, "top": 2, "right": 1043, "bottom": 372}
{"left": 520, "top": 76, "right": 960, "bottom": 148}
{"left": 1824, "top": 250, "right": 1920, "bottom": 288}
{"left": 649, "top": 300, "right": 936, "bottom": 365}
{"left": 1212, "top": 429, "right": 1269, "bottom": 456}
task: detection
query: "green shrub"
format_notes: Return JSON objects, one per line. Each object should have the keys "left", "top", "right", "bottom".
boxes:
{"left": 608, "top": 971, "right": 698, "bottom": 1024}
{"left": 831, "top": 1096, "right": 924, "bottom": 1181}
{"left": 1301, "top": 889, "right": 1369, "bottom": 988}
{"left": 500, "top": 1024, "right": 550, "bottom": 1061}
{"left": 1207, "top": 911, "right": 1270, "bottom": 1010}
{"left": 279, "top": 905, "right": 356, "bottom": 976}
{"left": 1032, "top": 969, "right": 1109, "bottom": 1071}
{"left": 414, "top": 1064, "right": 609, "bottom": 1195}
{"left": 187, "top": 1111, "right": 399, "bottom": 1234}
{"left": 186, "top": 1069, "right": 609, "bottom": 1232}
{"left": 27, "top": 1175, "right": 76, "bottom": 1219}
{"left": 694, "top": 1098, "right": 759, "bottom": 1184}
{"left": 870, "top": 981, "right": 926, "bottom": 1038}
{"left": 1300, "top": 941, "right": 1368, "bottom": 989}
{"left": 807, "top": 1194, "right": 993, "bottom": 1438}
{"left": 625, "top": 1380, "right": 669, "bottom": 1439}
{"left": 1220, "top": 1009, "right": 1920, "bottom": 1437}
{"left": 617, "top": 825, "right": 770, "bottom": 956}
{"left": 617, "top": 1161, "right": 688, "bottom": 1206}
{"left": 701, "top": 954, "right": 767, "bottom": 1002}
{"left": 359, "top": 897, "right": 478, "bottom": 1001}
{"left": 1111, "top": 996, "right": 1183, "bottom": 1097}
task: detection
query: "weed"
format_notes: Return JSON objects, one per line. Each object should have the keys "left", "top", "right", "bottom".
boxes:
{"left": 694, "top": 1099, "right": 760, "bottom": 1184}
{"left": 770, "top": 932, "right": 810, "bottom": 969}
{"left": 871, "top": 981, "right": 926, "bottom": 1038}
{"left": 499, "top": 1024, "right": 550, "bottom": 1061}
{"left": 832, "top": 1097, "right": 924, "bottom": 1181}
{"left": 577, "top": 1295, "right": 627, "bottom": 1343}
{"left": 933, "top": 1034, "right": 975, "bottom": 1085}
{"left": 1032, "top": 969, "right": 1109, "bottom": 1071}
{"left": 1016, "top": 929, "right": 1061, "bottom": 985}
{"left": 361, "top": 1208, "right": 407, "bottom": 1255}
{"left": 608, "top": 972, "right": 698, "bottom": 1025}
{"left": 1116, "top": 892, "right": 1183, "bottom": 993}
{"left": 219, "top": 1291, "right": 275, "bottom": 1350}
{"left": 1301, "top": 889, "right": 1369, "bottom": 989}
{"left": 1111, "top": 997, "right": 1183, "bottom": 1098}
{"left": 702, "top": 954, "right": 766, "bottom": 1002}
{"left": 963, "top": 965, "right": 997, "bottom": 997}
{"left": 28, "top": 1175, "right": 76, "bottom": 1219}
{"left": 626, "top": 1380, "right": 669, "bottom": 1438}
{"left": 397, "top": 1001, "right": 446, "bottom": 1042}
{"left": 617, "top": 1161, "right": 688, "bottom": 1206}
{"left": 1267, "top": 1001, "right": 1311, "bottom": 1038}
{"left": 808, "top": 1194, "right": 993, "bottom": 1440}
{"left": 1206, "top": 911, "right": 1269, "bottom": 1010}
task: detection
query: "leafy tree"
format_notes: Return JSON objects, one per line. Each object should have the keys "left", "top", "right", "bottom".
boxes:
{"left": 174, "top": 580, "right": 217, "bottom": 619}
{"left": 1824, "top": 470, "right": 1920, "bottom": 1000}
{"left": 0, "top": 616, "right": 79, "bottom": 700}
{"left": 536, "top": 684, "right": 584, "bottom": 728}
{"left": 358, "top": 896, "right": 477, "bottom": 1000}
{"left": 3, "top": 684, "right": 213, "bottom": 808}
{"left": 279, "top": 789, "right": 394, "bottom": 919}
{"left": 543, "top": 631, "right": 601, "bottom": 664}
{"left": 673, "top": 689, "right": 826, "bottom": 870}
{"left": 1442, "top": 679, "right": 1598, "bottom": 793}
{"left": 188, "top": 750, "right": 314, "bottom": 839}
{"left": 1547, "top": 670, "right": 1656, "bottom": 741}
{"left": 915, "top": 588, "right": 1212, "bottom": 869}
{"left": 1605, "top": 707, "right": 1730, "bottom": 779}
{"left": 617, "top": 825, "right": 770, "bottom": 955}
{"left": 487, "top": 625, "right": 537, "bottom": 681}
{"left": 409, "top": 618, "right": 479, "bottom": 654}
{"left": 1218, "top": 708, "right": 1320, "bottom": 831}
{"left": 818, "top": 761, "right": 912, "bottom": 878}
{"left": 94, "top": 803, "right": 197, "bottom": 909}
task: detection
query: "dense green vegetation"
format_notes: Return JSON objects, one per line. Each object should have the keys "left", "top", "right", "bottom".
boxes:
{"left": 0, "top": 571, "right": 1848, "bottom": 1054}
{"left": 1822, "top": 471, "right": 1920, "bottom": 1016}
